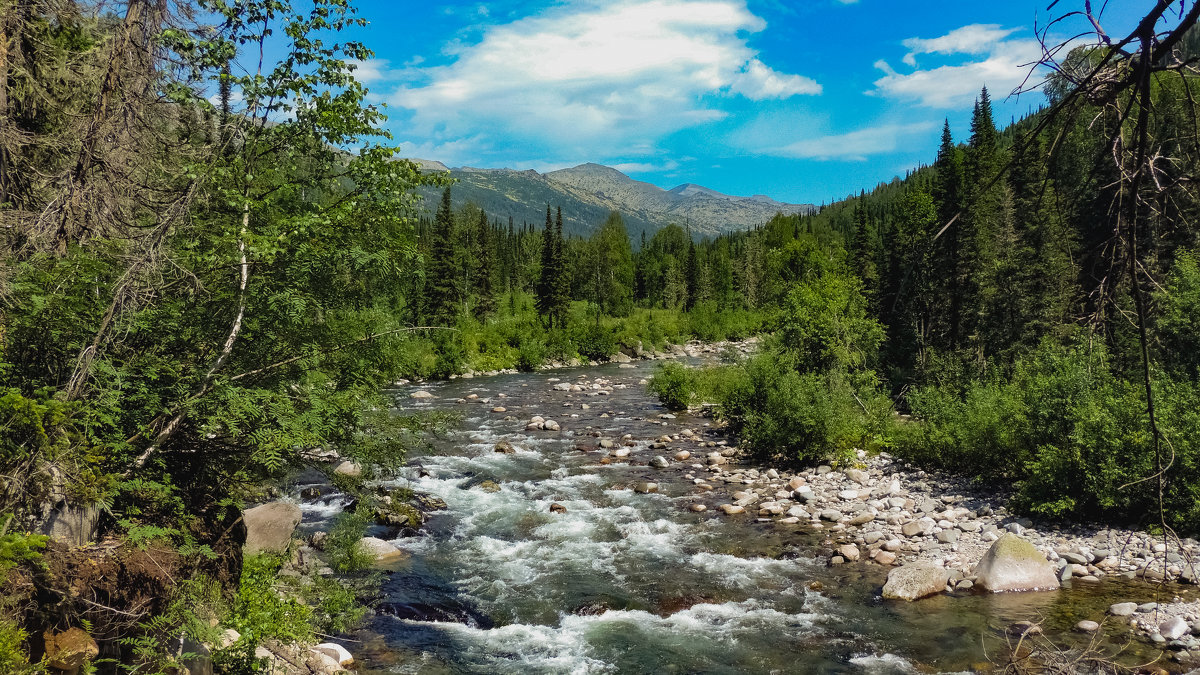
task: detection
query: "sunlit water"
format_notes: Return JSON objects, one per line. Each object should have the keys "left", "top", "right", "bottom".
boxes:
{"left": 294, "top": 361, "right": 1186, "bottom": 674}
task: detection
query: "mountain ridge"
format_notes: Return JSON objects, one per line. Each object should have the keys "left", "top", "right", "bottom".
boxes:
{"left": 412, "top": 160, "right": 814, "bottom": 237}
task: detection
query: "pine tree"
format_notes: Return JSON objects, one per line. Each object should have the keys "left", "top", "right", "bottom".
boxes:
{"left": 552, "top": 206, "right": 569, "bottom": 328}
{"left": 684, "top": 239, "right": 700, "bottom": 310}
{"left": 536, "top": 204, "right": 555, "bottom": 327}
{"left": 475, "top": 208, "right": 495, "bottom": 316}
{"left": 932, "top": 119, "right": 965, "bottom": 351}
{"left": 426, "top": 187, "right": 459, "bottom": 323}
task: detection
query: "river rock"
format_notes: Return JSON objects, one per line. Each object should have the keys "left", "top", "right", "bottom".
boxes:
{"left": 819, "top": 509, "right": 842, "bottom": 522}
{"left": 332, "top": 460, "right": 362, "bottom": 478}
{"left": 634, "top": 482, "right": 659, "bottom": 494}
{"left": 882, "top": 564, "right": 950, "bottom": 601}
{"left": 936, "top": 529, "right": 959, "bottom": 544}
{"left": 974, "top": 534, "right": 1058, "bottom": 592}
{"left": 554, "top": 382, "right": 572, "bottom": 391}
{"left": 838, "top": 544, "right": 861, "bottom": 562}
{"left": 719, "top": 504, "right": 745, "bottom": 515}
{"left": 875, "top": 551, "right": 897, "bottom": 565}
{"left": 543, "top": 419, "right": 561, "bottom": 431}
{"left": 43, "top": 627, "right": 99, "bottom": 671}
{"left": 650, "top": 456, "right": 670, "bottom": 469}
{"left": 674, "top": 450, "right": 691, "bottom": 461}
{"left": 788, "top": 476, "right": 806, "bottom": 490}
{"left": 845, "top": 468, "right": 869, "bottom": 486}
{"left": 494, "top": 441, "right": 516, "bottom": 454}
{"left": 707, "top": 452, "right": 727, "bottom": 466}
{"left": 410, "top": 390, "right": 434, "bottom": 399}
{"left": 1076, "top": 620, "right": 1101, "bottom": 633}
{"left": 690, "top": 504, "right": 707, "bottom": 512}
{"left": 492, "top": 406, "right": 507, "bottom": 413}
{"left": 1161, "top": 616, "right": 1190, "bottom": 640}
{"left": 1109, "top": 602, "right": 1138, "bottom": 617}
{"left": 313, "top": 643, "right": 354, "bottom": 667}
{"left": 357, "top": 536, "right": 405, "bottom": 562}
{"left": 243, "top": 501, "right": 302, "bottom": 555}
{"left": 549, "top": 503, "right": 567, "bottom": 513}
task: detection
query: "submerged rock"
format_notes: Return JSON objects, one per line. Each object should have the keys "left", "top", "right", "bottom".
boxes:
{"left": 357, "top": 536, "right": 405, "bottom": 562}
{"left": 882, "top": 564, "right": 950, "bottom": 601}
{"left": 974, "top": 534, "right": 1058, "bottom": 592}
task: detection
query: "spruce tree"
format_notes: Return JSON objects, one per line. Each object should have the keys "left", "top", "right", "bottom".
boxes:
{"left": 552, "top": 206, "right": 569, "bottom": 328}
{"left": 932, "top": 119, "right": 965, "bottom": 351}
{"left": 426, "top": 187, "right": 459, "bottom": 323}
{"left": 475, "top": 208, "right": 495, "bottom": 316}
{"left": 536, "top": 204, "right": 555, "bottom": 327}
{"left": 684, "top": 239, "right": 700, "bottom": 310}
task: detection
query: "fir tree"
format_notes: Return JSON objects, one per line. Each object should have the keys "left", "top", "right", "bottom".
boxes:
{"left": 475, "top": 208, "right": 495, "bottom": 316}
{"left": 426, "top": 187, "right": 459, "bottom": 323}
{"left": 536, "top": 204, "right": 556, "bottom": 327}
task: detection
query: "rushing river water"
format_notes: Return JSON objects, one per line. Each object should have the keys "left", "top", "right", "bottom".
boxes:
{"left": 295, "top": 360, "right": 1186, "bottom": 674}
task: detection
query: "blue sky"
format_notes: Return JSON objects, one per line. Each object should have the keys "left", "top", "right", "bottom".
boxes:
{"left": 340, "top": 0, "right": 1147, "bottom": 205}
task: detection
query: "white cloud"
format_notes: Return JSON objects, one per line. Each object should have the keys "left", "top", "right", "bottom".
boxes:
{"left": 346, "top": 58, "right": 394, "bottom": 84}
{"left": 871, "top": 24, "right": 1043, "bottom": 108}
{"left": 900, "top": 24, "right": 1017, "bottom": 67}
{"left": 383, "top": 0, "right": 818, "bottom": 163}
{"left": 611, "top": 159, "right": 681, "bottom": 173}
{"left": 767, "top": 122, "right": 937, "bottom": 161}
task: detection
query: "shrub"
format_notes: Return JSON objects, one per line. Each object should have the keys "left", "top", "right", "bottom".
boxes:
{"left": 720, "top": 354, "right": 889, "bottom": 465}
{"left": 648, "top": 361, "right": 696, "bottom": 410}
{"left": 895, "top": 339, "right": 1200, "bottom": 530}
{"left": 572, "top": 322, "right": 617, "bottom": 361}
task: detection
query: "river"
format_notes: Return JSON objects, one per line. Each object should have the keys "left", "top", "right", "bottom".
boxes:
{"left": 296, "top": 359, "right": 1183, "bottom": 674}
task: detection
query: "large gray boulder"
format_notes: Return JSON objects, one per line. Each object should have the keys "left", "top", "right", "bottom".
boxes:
{"left": 882, "top": 564, "right": 949, "bottom": 601}
{"left": 243, "top": 501, "right": 302, "bottom": 555}
{"left": 974, "top": 533, "right": 1059, "bottom": 592}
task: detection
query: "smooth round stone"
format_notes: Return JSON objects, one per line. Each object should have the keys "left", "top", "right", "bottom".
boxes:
{"left": 1075, "top": 620, "right": 1101, "bottom": 633}
{"left": 689, "top": 503, "right": 707, "bottom": 513}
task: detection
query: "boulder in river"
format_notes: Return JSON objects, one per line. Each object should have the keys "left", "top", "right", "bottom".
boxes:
{"left": 882, "top": 564, "right": 949, "bottom": 601}
{"left": 411, "top": 390, "right": 434, "bottom": 399}
{"left": 549, "top": 503, "right": 567, "bottom": 514}
{"left": 650, "top": 456, "right": 669, "bottom": 469}
{"left": 313, "top": 643, "right": 354, "bottom": 667}
{"left": 543, "top": 419, "right": 561, "bottom": 431}
{"left": 243, "top": 501, "right": 302, "bottom": 555}
{"left": 1160, "top": 616, "right": 1189, "bottom": 640}
{"left": 1108, "top": 602, "right": 1137, "bottom": 617}
{"left": 357, "top": 536, "right": 405, "bottom": 562}
{"left": 974, "top": 534, "right": 1059, "bottom": 592}
{"left": 634, "top": 482, "right": 658, "bottom": 494}
{"left": 494, "top": 441, "right": 516, "bottom": 454}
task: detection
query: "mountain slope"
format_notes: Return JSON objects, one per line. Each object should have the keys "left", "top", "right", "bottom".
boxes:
{"left": 414, "top": 161, "right": 813, "bottom": 238}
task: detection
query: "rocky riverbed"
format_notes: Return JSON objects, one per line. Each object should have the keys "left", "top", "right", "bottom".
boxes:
{"left": 274, "top": 349, "right": 1200, "bottom": 672}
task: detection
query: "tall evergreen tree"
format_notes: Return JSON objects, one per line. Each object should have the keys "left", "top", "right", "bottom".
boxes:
{"left": 932, "top": 119, "right": 965, "bottom": 351}
{"left": 684, "top": 239, "right": 700, "bottom": 310}
{"left": 536, "top": 204, "right": 556, "bottom": 327}
{"left": 426, "top": 187, "right": 459, "bottom": 323}
{"left": 475, "top": 208, "right": 495, "bottom": 316}
{"left": 552, "top": 206, "right": 569, "bottom": 327}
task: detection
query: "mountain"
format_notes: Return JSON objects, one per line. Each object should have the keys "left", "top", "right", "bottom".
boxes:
{"left": 413, "top": 161, "right": 814, "bottom": 238}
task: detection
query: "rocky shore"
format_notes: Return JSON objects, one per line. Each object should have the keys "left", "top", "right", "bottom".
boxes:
{"left": 659, "top": 432, "right": 1200, "bottom": 662}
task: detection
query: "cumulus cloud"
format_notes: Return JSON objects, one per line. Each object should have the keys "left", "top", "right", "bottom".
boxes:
{"left": 382, "top": 0, "right": 818, "bottom": 164}
{"left": 871, "top": 24, "right": 1042, "bottom": 108}
{"left": 767, "top": 122, "right": 937, "bottom": 161}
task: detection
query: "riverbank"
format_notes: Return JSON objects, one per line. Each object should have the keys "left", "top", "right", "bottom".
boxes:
{"left": 648, "top": 415, "right": 1200, "bottom": 664}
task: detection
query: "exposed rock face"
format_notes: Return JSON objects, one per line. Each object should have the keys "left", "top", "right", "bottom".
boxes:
{"left": 974, "top": 534, "right": 1059, "bottom": 592}
{"left": 243, "top": 501, "right": 302, "bottom": 555}
{"left": 882, "top": 564, "right": 950, "bottom": 601}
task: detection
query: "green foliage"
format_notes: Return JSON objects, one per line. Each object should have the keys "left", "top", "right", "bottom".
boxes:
{"left": 323, "top": 508, "right": 376, "bottom": 574}
{"left": 720, "top": 354, "right": 888, "bottom": 465}
{"left": 0, "top": 524, "right": 48, "bottom": 576}
{"left": 0, "top": 617, "right": 33, "bottom": 675}
{"left": 894, "top": 339, "right": 1200, "bottom": 529}
{"left": 773, "top": 271, "right": 884, "bottom": 373}
{"left": 648, "top": 362, "right": 695, "bottom": 411}
{"left": 229, "top": 556, "right": 313, "bottom": 646}
{"left": 571, "top": 323, "right": 616, "bottom": 362}
{"left": 1157, "top": 249, "right": 1200, "bottom": 376}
